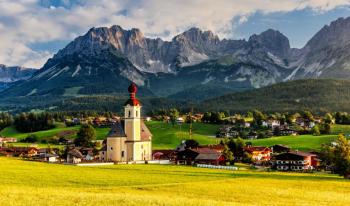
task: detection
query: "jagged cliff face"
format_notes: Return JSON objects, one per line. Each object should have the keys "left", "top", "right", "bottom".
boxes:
{"left": 53, "top": 26, "right": 243, "bottom": 73}
{"left": 288, "top": 17, "right": 350, "bottom": 79}
{"left": 3, "top": 16, "right": 350, "bottom": 101}
{"left": 46, "top": 24, "right": 293, "bottom": 89}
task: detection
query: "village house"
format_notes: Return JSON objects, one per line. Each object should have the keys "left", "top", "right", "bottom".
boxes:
{"left": 262, "top": 119, "right": 281, "bottom": 128}
{"left": 0, "top": 147, "right": 38, "bottom": 157}
{"left": 176, "top": 117, "right": 184, "bottom": 124}
{"left": 217, "top": 126, "right": 239, "bottom": 138}
{"left": 0, "top": 137, "right": 17, "bottom": 144}
{"left": 296, "top": 117, "right": 315, "bottom": 128}
{"left": 270, "top": 144, "right": 291, "bottom": 154}
{"left": 244, "top": 146, "right": 272, "bottom": 162}
{"left": 274, "top": 151, "right": 320, "bottom": 171}
{"left": 34, "top": 153, "right": 59, "bottom": 163}
{"left": 194, "top": 152, "right": 226, "bottom": 165}
{"left": 176, "top": 147, "right": 226, "bottom": 165}
{"left": 99, "top": 83, "right": 152, "bottom": 163}
{"left": 67, "top": 148, "right": 84, "bottom": 164}
{"left": 279, "top": 128, "right": 298, "bottom": 136}
{"left": 247, "top": 131, "right": 258, "bottom": 139}
{"left": 152, "top": 150, "right": 176, "bottom": 161}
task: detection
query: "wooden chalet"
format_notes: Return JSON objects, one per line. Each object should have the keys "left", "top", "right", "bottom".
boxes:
{"left": 67, "top": 149, "right": 84, "bottom": 164}
{"left": 274, "top": 151, "right": 320, "bottom": 171}
{"left": 176, "top": 147, "right": 226, "bottom": 165}
{"left": 244, "top": 146, "right": 272, "bottom": 162}
{"left": 0, "top": 147, "right": 38, "bottom": 157}
{"left": 270, "top": 144, "right": 291, "bottom": 154}
{"left": 34, "top": 153, "right": 59, "bottom": 163}
{"left": 152, "top": 149, "right": 176, "bottom": 160}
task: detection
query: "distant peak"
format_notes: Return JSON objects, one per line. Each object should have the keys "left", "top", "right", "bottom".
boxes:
{"left": 175, "top": 27, "right": 218, "bottom": 42}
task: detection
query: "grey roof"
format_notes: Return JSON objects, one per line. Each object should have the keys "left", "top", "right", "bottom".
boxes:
{"left": 107, "top": 121, "right": 126, "bottom": 137}
{"left": 68, "top": 149, "right": 84, "bottom": 158}
{"left": 195, "top": 153, "right": 223, "bottom": 160}
{"left": 38, "top": 153, "right": 59, "bottom": 158}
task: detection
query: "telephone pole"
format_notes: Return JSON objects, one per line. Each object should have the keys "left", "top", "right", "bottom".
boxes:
{"left": 189, "top": 107, "right": 193, "bottom": 139}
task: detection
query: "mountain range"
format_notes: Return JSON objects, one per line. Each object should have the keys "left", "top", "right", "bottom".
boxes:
{"left": 1, "top": 16, "right": 350, "bottom": 112}
{"left": 0, "top": 64, "right": 36, "bottom": 92}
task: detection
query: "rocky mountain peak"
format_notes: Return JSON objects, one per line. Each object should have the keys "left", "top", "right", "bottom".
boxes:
{"left": 305, "top": 16, "right": 350, "bottom": 50}
{"left": 248, "top": 29, "right": 290, "bottom": 58}
{"left": 0, "top": 64, "right": 36, "bottom": 84}
{"left": 174, "top": 27, "right": 219, "bottom": 44}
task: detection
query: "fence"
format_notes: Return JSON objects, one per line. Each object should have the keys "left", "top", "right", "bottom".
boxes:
{"left": 196, "top": 164, "right": 238, "bottom": 170}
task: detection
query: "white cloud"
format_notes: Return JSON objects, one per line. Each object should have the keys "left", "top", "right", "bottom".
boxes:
{"left": 0, "top": 0, "right": 349, "bottom": 68}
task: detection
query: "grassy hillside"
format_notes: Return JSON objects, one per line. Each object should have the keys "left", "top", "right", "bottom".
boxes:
{"left": 250, "top": 135, "right": 338, "bottom": 151}
{"left": 201, "top": 79, "right": 350, "bottom": 112}
{"left": 146, "top": 121, "right": 220, "bottom": 149}
{"left": 0, "top": 123, "right": 110, "bottom": 141}
{"left": 331, "top": 124, "right": 350, "bottom": 135}
{"left": 2, "top": 121, "right": 349, "bottom": 150}
{"left": 0, "top": 158, "right": 349, "bottom": 206}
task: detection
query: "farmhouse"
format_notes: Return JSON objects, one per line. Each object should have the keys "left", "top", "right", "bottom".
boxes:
{"left": 176, "top": 147, "right": 226, "bottom": 165}
{"left": 34, "top": 153, "right": 59, "bottom": 163}
{"left": 244, "top": 146, "right": 272, "bottom": 162}
{"left": 0, "top": 147, "right": 38, "bottom": 157}
{"left": 0, "top": 137, "right": 17, "bottom": 147}
{"left": 152, "top": 150, "right": 176, "bottom": 160}
{"left": 67, "top": 148, "right": 84, "bottom": 164}
{"left": 99, "top": 83, "right": 152, "bottom": 162}
{"left": 274, "top": 151, "right": 320, "bottom": 171}
{"left": 270, "top": 144, "right": 291, "bottom": 154}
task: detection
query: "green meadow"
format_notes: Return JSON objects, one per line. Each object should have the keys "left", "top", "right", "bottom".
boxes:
{"left": 145, "top": 121, "right": 220, "bottom": 149}
{"left": 0, "top": 123, "right": 110, "bottom": 141}
{"left": 0, "top": 157, "right": 349, "bottom": 206}
{"left": 249, "top": 134, "right": 338, "bottom": 151}
{"left": 1, "top": 121, "right": 350, "bottom": 150}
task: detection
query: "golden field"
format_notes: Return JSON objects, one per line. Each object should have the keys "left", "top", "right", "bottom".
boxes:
{"left": 0, "top": 158, "right": 349, "bottom": 206}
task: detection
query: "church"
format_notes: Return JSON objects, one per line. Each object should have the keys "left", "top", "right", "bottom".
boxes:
{"left": 99, "top": 83, "right": 152, "bottom": 162}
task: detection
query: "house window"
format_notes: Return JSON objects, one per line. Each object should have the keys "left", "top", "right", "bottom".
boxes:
{"left": 121, "top": 151, "right": 124, "bottom": 157}
{"left": 141, "top": 144, "right": 143, "bottom": 149}
{"left": 136, "top": 111, "right": 138, "bottom": 117}
{"left": 128, "top": 111, "right": 131, "bottom": 117}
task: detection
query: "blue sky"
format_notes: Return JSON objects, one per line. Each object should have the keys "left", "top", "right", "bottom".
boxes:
{"left": 234, "top": 7, "right": 350, "bottom": 48}
{"left": 0, "top": 0, "right": 350, "bottom": 68}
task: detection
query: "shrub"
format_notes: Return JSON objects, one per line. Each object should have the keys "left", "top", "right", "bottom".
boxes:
{"left": 21, "top": 134, "right": 38, "bottom": 143}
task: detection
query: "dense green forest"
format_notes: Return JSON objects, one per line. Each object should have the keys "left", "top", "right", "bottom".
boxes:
{"left": 200, "top": 79, "right": 350, "bottom": 113}
{"left": 1, "top": 79, "right": 350, "bottom": 113}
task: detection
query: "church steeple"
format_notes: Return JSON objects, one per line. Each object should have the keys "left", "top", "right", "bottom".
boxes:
{"left": 125, "top": 82, "right": 140, "bottom": 106}
{"left": 124, "top": 82, "right": 141, "bottom": 142}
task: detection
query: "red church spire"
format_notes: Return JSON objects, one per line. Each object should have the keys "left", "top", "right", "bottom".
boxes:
{"left": 125, "top": 82, "right": 140, "bottom": 106}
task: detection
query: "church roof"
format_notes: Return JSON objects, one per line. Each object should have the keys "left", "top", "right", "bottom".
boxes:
{"left": 107, "top": 120, "right": 152, "bottom": 141}
{"left": 107, "top": 121, "right": 126, "bottom": 137}
{"left": 141, "top": 121, "right": 152, "bottom": 141}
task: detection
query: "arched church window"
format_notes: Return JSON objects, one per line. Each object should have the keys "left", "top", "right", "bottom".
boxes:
{"left": 128, "top": 111, "right": 131, "bottom": 117}
{"left": 121, "top": 151, "right": 124, "bottom": 157}
{"left": 136, "top": 111, "right": 138, "bottom": 117}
